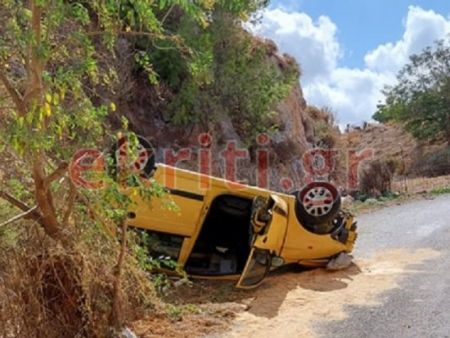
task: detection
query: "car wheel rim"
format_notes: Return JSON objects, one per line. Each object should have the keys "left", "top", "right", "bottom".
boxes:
{"left": 117, "top": 142, "right": 152, "bottom": 171}
{"left": 302, "top": 186, "right": 334, "bottom": 217}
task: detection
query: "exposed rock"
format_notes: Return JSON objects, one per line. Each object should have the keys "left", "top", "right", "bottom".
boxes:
{"left": 112, "top": 41, "right": 320, "bottom": 192}
{"left": 326, "top": 252, "right": 354, "bottom": 271}
{"left": 343, "top": 122, "right": 449, "bottom": 178}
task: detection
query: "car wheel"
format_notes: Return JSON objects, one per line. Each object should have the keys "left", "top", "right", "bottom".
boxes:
{"left": 108, "top": 135, "right": 155, "bottom": 178}
{"left": 294, "top": 181, "right": 341, "bottom": 226}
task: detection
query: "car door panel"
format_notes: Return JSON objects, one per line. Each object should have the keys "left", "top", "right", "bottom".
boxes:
{"left": 236, "top": 195, "right": 288, "bottom": 289}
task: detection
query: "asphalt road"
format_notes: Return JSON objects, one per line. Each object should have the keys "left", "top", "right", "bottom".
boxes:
{"left": 318, "top": 194, "right": 450, "bottom": 338}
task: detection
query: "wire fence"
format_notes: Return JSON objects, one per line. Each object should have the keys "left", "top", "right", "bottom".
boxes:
{"left": 392, "top": 174, "right": 450, "bottom": 194}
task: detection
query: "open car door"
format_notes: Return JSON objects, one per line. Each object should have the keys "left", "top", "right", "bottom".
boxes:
{"left": 236, "top": 195, "right": 288, "bottom": 289}
{"left": 236, "top": 248, "right": 271, "bottom": 289}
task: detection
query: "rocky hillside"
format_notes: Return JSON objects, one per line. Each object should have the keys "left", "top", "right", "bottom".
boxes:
{"left": 114, "top": 39, "right": 325, "bottom": 192}
{"left": 343, "top": 123, "right": 449, "bottom": 178}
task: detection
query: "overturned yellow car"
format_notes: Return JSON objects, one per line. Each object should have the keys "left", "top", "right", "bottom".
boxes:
{"left": 125, "top": 163, "right": 357, "bottom": 289}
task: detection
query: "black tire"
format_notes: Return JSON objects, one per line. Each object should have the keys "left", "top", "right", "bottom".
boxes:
{"left": 294, "top": 181, "right": 341, "bottom": 226}
{"left": 108, "top": 135, "right": 155, "bottom": 179}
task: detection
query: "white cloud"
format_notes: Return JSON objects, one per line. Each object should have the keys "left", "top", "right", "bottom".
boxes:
{"left": 253, "top": 9, "right": 340, "bottom": 83}
{"left": 304, "top": 69, "right": 395, "bottom": 124}
{"left": 365, "top": 6, "right": 450, "bottom": 74}
{"left": 250, "top": 6, "right": 450, "bottom": 125}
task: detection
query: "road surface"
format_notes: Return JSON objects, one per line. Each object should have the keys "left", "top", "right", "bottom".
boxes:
{"left": 319, "top": 194, "right": 450, "bottom": 338}
{"left": 224, "top": 194, "right": 450, "bottom": 338}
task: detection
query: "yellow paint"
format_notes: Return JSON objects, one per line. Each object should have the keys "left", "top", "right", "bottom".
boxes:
{"left": 126, "top": 164, "right": 357, "bottom": 286}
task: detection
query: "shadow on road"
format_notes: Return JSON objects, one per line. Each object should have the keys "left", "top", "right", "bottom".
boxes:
{"left": 163, "top": 263, "right": 362, "bottom": 319}
{"left": 246, "top": 263, "right": 362, "bottom": 318}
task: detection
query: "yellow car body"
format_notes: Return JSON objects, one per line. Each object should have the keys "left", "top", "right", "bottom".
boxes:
{"left": 126, "top": 164, "right": 357, "bottom": 289}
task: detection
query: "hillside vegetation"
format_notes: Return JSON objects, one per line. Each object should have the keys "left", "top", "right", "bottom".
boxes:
{"left": 372, "top": 38, "right": 450, "bottom": 180}
{"left": 1, "top": 1, "right": 447, "bottom": 336}
{"left": 0, "top": 0, "right": 346, "bottom": 336}
{"left": 374, "top": 39, "right": 450, "bottom": 145}
{"left": 0, "top": 1, "right": 307, "bottom": 336}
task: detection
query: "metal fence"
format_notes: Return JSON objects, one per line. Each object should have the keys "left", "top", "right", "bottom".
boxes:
{"left": 392, "top": 174, "right": 450, "bottom": 194}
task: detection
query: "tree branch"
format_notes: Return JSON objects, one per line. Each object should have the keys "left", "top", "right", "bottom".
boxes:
{"left": 87, "top": 30, "right": 161, "bottom": 39}
{"left": 44, "top": 162, "right": 68, "bottom": 186}
{"left": 0, "top": 70, "right": 26, "bottom": 115}
{"left": 161, "top": 4, "right": 176, "bottom": 24}
{"left": 76, "top": 191, "right": 116, "bottom": 238}
{"left": 0, "top": 190, "right": 43, "bottom": 224}
{"left": 0, "top": 190, "right": 32, "bottom": 211}
{"left": 24, "top": 0, "right": 44, "bottom": 109}
{"left": 0, "top": 206, "right": 38, "bottom": 228}
{"left": 32, "top": 153, "right": 62, "bottom": 238}
{"left": 110, "top": 220, "right": 128, "bottom": 329}
{"left": 62, "top": 182, "right": 76, "bottom": 225}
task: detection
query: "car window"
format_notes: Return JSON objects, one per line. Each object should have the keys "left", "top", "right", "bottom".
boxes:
{"left": 237, "top": 248, "right": 271, "bottom": 288}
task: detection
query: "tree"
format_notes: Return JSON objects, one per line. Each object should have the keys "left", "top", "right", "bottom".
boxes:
{"left": 373, "top": 39, "right": 450, "bottom": 144}
{"left": 0, "top": 0, "right": 276, "bottom": 336}
{"left": 166, "top": 12, "right": 298, "bottom": 143}
{"left": 0, "top": 0, "right": 256, "bottom": 336}
{"left": 0, "top": 0, "right": 215, "bottom": 241}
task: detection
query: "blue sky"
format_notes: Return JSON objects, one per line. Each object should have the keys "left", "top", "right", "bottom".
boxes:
{"left": 271, "top": 0, "right": 450, "bottom": 68}
{"left": 251, "top": 1, "right": 450, "bottom": 125}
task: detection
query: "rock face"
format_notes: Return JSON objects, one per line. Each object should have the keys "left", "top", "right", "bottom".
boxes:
{"left": 116, "top": 47, "right": 316, "bottom": 193}
{"left": 343, "top": 123, "right": 417, "bottom": 174}
{"left": 344, "top": 122, "right": 450, "bottom": 178}
{"left": 264, "top": 83, "right": 313, "bottom": 191}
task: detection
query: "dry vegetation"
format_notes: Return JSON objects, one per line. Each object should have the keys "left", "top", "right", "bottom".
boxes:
{"left": 392, "top": 175, "right": 450, "bottom": 194}
{"left": 343, "top": 122, "right": 449, "bottom": 197}
{"left": 0, "top": 146, "right": 163, "bottom": 337}
{"left": 304, "top": 105, "right": 346, "bottom": 185}
{"left": 359, "top": 159, "right": 397, "bottom": 197}
{"left": 0, "top": 213, "right": 161, "bottom": 337}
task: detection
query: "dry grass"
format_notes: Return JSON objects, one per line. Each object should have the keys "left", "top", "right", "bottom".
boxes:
{"left": 0, "top": 218, "right": 161, "bottom": 338}
{"left": 359, "top": 159, "right": 396, "bottom": 197}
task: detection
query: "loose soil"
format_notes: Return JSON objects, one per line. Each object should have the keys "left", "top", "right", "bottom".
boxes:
{"left": 132, "top": 248, "right": 440, "bottom": 338}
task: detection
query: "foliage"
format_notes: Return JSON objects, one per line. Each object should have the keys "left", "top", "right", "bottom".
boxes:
{"left": 0, "top": 0, "right": 276, "bottom": 335}
{"left": 165, "top": 303, "right": 200, "bottom": 321}
{"left": 156, "top": 10, "right": 298, "bottom": 143}
{"left": 430, "top": 186, "right": 450, "bottom": 195}
{"left": 0, "top": 0, "right": 179, "bottom": 241}
{"left": 129, "top": 228, "right": 184, "bottom": 274}
{"left": 373, "top": 39, "right": 450, "bottom": 143}
{"left": 0, "top": 0, "right": 213, "bottom": 335}
{"left": 0, "top": 0, "right": 263, "bottom": 234}
{"left": 306, "top": 105, "right": 340, "bottom": 148}
{"left": 377, "top": 190, "right": 401, "bottom": 202}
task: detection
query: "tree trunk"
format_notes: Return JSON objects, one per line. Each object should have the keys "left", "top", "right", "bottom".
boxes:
{"left": 26, "top": 1, "right": 64, "bottom": 240}
{"left": 32, "top": 154, "right": 62, "bottom": 239}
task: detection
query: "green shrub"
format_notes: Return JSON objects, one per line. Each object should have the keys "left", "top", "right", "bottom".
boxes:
{"left": 430, "top": 187, "right": 450, "bottom": 195}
